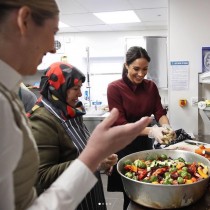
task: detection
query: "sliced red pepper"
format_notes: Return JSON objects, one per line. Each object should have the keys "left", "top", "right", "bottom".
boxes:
{"left": 137, "top": 169, "right": 147, "bottom": 180}
{"left": 124, "top": 165, "right": 138, "bottom": 172}
{"left": 152, "top": 167, "right": 167, "bottom": 176}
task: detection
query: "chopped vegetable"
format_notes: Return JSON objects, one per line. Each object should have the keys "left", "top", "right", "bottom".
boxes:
{"left": 124, "top": 165, "right": 137, "bottom": 173}
{"left": 176, "top": 162, "right": 185, "bottom": 169}
{"left": 198, "top": 167, "right": 208, "bottom": 178}
{"left": 160, "top": 154, "right": 168, "bottom": 160}
{"left": 177, "top": 177, "right": 184, "bottom": 184}
{"left": 195, "top": 145, "right": 210, "bottom": 159}
{"left": 124, "top": 160, "right": 132, "bottom": 166}
{"left": 134, "top": 159, "right": 146, "bottom": 168}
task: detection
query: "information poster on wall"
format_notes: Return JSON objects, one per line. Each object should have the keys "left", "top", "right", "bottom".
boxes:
{"left": 170, "top": 61, "right": 189, "bottom": 90}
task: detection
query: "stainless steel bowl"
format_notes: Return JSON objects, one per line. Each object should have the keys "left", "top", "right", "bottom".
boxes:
{"left": 117, "top": 149, "right": 210, "bottom": 209}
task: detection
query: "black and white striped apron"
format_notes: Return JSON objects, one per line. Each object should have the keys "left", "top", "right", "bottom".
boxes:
{"left": 42, "top": 99, "right": 107, "bottom": 210}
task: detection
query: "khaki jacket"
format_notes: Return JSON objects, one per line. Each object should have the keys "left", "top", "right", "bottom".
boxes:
{"left": 0, "top": 84, "right": 39, "bottom": 210}
{"left": 29, "top": 107, "right": 77, "bottom": 191}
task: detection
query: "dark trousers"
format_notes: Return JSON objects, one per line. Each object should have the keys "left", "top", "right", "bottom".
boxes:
{"left": 107, "top": 136, "right": 153, "bottom": 209}
{"left": 123, "top": 191, "right": 130, "bottom": 210}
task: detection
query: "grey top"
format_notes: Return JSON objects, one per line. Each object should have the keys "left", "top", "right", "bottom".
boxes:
{"left": 19, "top": 86, "right": 37, "bottom": 112}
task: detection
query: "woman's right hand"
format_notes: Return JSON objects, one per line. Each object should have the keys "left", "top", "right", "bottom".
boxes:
{"left": 79, "top": 108, "right": 151, "bottom": 172}
{"left": 148, "top": 125, "right": 165, "bottom": 144}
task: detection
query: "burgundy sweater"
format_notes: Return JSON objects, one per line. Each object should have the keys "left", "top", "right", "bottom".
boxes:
{"left": 107, "top": 76, "right": 166, "bottom": 126}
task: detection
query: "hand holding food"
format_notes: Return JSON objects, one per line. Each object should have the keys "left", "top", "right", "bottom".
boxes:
{"left": 161, "top": 124, "right": 176, "bottom": 145}
{"left": 149, "top": 124, "right": 176, "bottom": 144}
{"left": 148, "top": 125, "right": 165, "bottom": 143}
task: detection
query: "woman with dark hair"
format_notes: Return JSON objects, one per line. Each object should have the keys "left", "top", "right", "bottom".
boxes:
{"left": 107, "top": 46, "right": 174, "bottom": 209}
{"left": 29, "top": 62, "right": 118, "bottom": 210}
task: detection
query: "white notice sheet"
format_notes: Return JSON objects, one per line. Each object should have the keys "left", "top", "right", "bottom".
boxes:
{"left": 170, "top": 61, "right": 189, "bottom": 91}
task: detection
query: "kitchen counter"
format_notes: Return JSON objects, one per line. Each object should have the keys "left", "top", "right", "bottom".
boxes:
{"left": 83, "top": 111, "right": 109, "bottom": 120}
{"left": 83, "top": 115, "right": 106, "bottom": 121}
{"left": 127, "top": 185, "right": 210, "bottom": 209}
{"left": 83, "top": 112, "right": 109, "bottom": 133}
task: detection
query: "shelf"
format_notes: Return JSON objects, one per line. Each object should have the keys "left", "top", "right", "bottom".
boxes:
{"left": 198, "top": 72, "right": 210, "bottom": 139}
{"left": 204, "top": 107, "right": 210, "bottom": 111}
{"left": 199, "top": 71, "right": 210, "bottom": 84}
{"left": 199, "top": 109, "right": 210, "bottom": 126}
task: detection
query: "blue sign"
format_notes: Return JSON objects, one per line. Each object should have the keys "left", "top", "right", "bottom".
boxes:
{"left": 170, "top": 61, "right": 189, "bottom": 65}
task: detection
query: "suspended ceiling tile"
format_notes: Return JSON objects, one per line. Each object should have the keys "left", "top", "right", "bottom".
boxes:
{"left": 135, "top": 8, "right": 168, "bottom": 22}
{"left": 76, "top": 0, "right": 132, "bottom": 12}
{"left": 61, "top": 13, "right": 104, "bottom": 27}
{"left": 55, "top": 0, "right": 87, "bottom": 14}
{"left": 75, "top": 24, "right": 113, "bottom": 32}
{"left": 128, "top": 0, "right": 168, "bottom": 9}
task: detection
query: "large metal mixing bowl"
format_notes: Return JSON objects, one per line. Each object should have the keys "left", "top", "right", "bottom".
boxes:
{"left": 117, "top": 149, "right": 210, "bottom": 209}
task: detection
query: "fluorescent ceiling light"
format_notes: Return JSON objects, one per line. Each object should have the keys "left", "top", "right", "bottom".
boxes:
{"left": 59, "top": 21, "right": 69, "bottom": 28}
{"left": 93, "top": 10, "right": 141, "bottom": 24}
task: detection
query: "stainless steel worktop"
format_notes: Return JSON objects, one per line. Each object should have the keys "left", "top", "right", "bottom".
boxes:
{"left": 83, "top": 115, "right": 106, "bottom": 121}
{"left": 83, "top": 112, "right": 109, "bottom": 133}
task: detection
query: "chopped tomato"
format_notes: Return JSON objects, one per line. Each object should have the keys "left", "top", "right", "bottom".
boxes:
{"left": 137, "top": 169, "right": 147, "bottom": 180}
{"left": 188, "top": 162, "right": 196, "bottom": 174}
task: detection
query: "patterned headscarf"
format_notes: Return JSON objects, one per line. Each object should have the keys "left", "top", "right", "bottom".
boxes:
{"left": 39, "top": 62, "right": 86, "bottom": 119}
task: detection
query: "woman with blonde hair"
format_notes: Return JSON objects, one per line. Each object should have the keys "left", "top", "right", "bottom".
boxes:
{"left": 0, "top": 1, "right": 151, "bottom": 210}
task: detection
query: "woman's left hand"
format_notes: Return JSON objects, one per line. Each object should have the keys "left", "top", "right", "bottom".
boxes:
{"left": 98, "top": 154, "right": 118, "bottom": 171}
{"left": 161, "top": 124, "right": 176, "bottom": 144}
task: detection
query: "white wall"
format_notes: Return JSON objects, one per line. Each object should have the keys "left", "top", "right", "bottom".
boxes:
{"left": 168, "top": 0, "right": 210, "bottom": 135}
{"left": 39, "top": 30, "right": 167, "bottom": 106}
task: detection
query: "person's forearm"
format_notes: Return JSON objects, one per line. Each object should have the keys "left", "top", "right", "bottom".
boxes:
{"left": 158, "top": 115, "right": 170, "bottom": 126}
{"left": 138, "top": 115, "right": 170, "bottom": 136}
{"left": 78, "top": 147, "right": 102, "bottom": 172}
{"left": 138, "top": 127, "right": 151, "bottom": 136}
{"left": 29, "top": 159, "right": 97, "bottom": 210}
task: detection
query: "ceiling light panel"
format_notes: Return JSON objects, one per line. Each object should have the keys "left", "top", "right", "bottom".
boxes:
{"left": 93, "top": 10, "right": 141, "bottom": 24}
